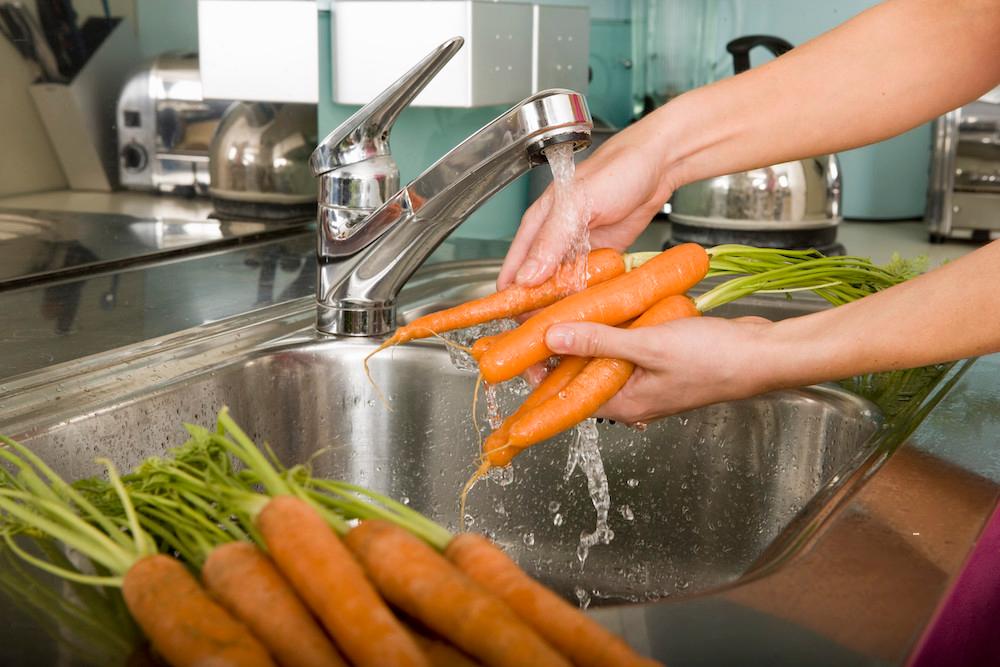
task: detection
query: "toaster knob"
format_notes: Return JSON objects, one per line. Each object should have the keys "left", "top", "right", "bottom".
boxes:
{"left": 121, "top": 143, "right": 148, "bottom": 172}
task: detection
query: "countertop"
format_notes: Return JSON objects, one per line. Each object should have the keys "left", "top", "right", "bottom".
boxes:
{"left": 0, "top": 191, "right": 997, "bottom": 666}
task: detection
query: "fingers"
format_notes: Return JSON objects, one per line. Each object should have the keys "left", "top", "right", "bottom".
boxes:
{"left": 497, "top": 190, "right": 553, "bottom": 290}
{"left": 545, "top": 322, "right": 654, "bottom": 364}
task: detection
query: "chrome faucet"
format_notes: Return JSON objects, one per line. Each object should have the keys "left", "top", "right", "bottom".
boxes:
{"left": 309, "top": 37, "right": 593, "bottom": 336}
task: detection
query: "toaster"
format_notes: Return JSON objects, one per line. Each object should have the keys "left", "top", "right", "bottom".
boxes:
{"left": 116, "top": 53, "right": 233, "bottom": 196}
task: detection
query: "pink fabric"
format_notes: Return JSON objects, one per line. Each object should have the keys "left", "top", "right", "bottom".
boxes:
{"left": 908, "top": 501, "right": 1000, "bottom": 667}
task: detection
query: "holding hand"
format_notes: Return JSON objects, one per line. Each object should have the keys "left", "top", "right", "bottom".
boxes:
{"left": 544, "top": 316, "right": 776, "bottom": 422}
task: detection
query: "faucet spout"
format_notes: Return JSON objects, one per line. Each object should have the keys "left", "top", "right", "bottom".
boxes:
{"left": 313, "top": 40, "right": 592, "bottom": 336}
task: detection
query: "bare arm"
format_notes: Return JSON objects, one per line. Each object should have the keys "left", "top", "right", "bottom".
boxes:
{"left": 500, "top": 0, "right": 1000, "bottom": 287}
{"left": 542, "top": 241, "right": 1000, "bottom": 422}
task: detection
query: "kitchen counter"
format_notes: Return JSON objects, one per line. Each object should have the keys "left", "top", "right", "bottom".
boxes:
{"left": 0, "top": 194, "right": 997, "bottom": 666}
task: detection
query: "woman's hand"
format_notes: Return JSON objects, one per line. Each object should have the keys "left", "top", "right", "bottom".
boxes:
{"left": 544, "top": 316, "right": 779, "bottom": 422}
{"left": 497, "top": 116, "right": 678, "bottom": 290}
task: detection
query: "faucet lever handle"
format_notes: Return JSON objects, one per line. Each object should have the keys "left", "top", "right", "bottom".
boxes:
{"left": 309, "top": 37, "right": 464, "bottom": 176}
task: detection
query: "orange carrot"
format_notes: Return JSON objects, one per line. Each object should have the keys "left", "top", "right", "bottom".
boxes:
{"left": 344, "top": 519, "right": 571, "bottom": 667}
{"left": 410, "top": 631, "right": 482, "bottom": 667}
{"left": 483, "top": 356, "right": 589, "bottom": 467}
{"left": 470, "top": 332, "right": 507, "bottom": 361}
{"left": 507, "top": 295, "right": 701, "bottom": 449}
{"left": 122, "top": 554, "right": 276, "bottom": 667}
{"left": 201, "top": 541, "right": 348, "bottom": 667}
{"left": 446, "top": 533, "right": 663, "bottom": 667}
{"left": 478, "top": 243, "right": 709, "bottom": 384}
{"left": 257, "top": 496, "right": 429, "bottom": 667}
{"left": 378, "top": 248, "right": 625, "bottom": 350}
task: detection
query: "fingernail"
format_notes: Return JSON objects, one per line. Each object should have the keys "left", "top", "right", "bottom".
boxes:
{"left": 515, "top": 259, "right": 541, "bottom": 285}
{"left": 546, "top": 326, "right": 574, "bottom": 351}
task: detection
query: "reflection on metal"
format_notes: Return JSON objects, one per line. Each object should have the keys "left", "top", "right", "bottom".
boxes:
{"left": 0, "top": 258, "right": 993, "bottom": 666}
{"left": 0, "top": 209, "right": 310, "bottom": 288}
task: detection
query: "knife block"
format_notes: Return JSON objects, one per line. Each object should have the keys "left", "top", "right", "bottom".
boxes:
{"left": 29, "top": 18, "right": 139, "bottom": 191}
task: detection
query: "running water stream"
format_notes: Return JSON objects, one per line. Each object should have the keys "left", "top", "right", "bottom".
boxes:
{"left": 448, "top": 146, "right": 617, "bottom": 573}
{"left": 541, "top": 143, "right": 591, "bottom": 293}
{"left": 565, "top": 419, "right": 614, "bottom": 568}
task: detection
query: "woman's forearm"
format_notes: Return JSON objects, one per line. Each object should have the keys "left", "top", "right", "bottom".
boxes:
{"left": 650, "top": 0, "right": 1000, "bottom": 193}
{"left": 762, "top": 240, "right": 1000, "bottom": 389}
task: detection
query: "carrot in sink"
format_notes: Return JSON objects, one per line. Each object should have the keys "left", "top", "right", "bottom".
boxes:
{"left": 477, "top": 243, "right": 710, "bottom": 384}
{"left": 505, "top": 294, "right": 701, "bottom": 451}
{"left": 368, "top": 248, "right": 626, "bottom": 357}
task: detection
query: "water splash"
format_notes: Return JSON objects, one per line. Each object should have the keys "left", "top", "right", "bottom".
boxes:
{"left": 443, "top": 319, "right": 517, "bottom": 372}
{"left": 564, "top": 419, "right": 614, "bottom": 568}
{"left": 542, "top": 143, "right": 591, "bottom": 294}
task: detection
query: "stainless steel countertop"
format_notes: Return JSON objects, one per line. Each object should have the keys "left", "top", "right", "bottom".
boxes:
{"left": 0, "top": 204, "right": 997, "bottom": 666}
{"left": 0, "top": 223, "right": 511, "bottom": 382}
{"left": 0, "top": 208, "right": 312, "bottom": 289}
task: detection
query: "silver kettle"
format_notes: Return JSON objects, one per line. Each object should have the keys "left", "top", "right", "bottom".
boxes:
{"left": 669, "top": 36, "right": 842, "bottom": 250}
{"left": 208, "top": 102, "right": 318, "bottom": 220}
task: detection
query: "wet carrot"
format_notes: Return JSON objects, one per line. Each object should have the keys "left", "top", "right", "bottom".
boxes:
{"left": 478, "top": 243, "right": 709, "bottom": 384}
{"left": 201, "top": 541, "right": 348, "bottom": 667}
{"left": 508, "top": 295, "right": 701, "bottom": 449}
{"left": 470, "top": 332, "right": 507, "bottom": 361}
{"left": 446, "top": 533, "right": 662, "bottom": 667}
{"left": 122, "top": 554, "right": 275, "bottom": 667}
{"left": 411, "top": 632, "right": 482, "bottom": 667}
{"left": 375, "top": 249, "right": 625, "bottom": 352}
{"left": 483, "top": 356, "right": 590, "bottom": 467}
{"left": 344, "top": 519, "right": 570, "bottom": 667}
{"left": 257, "top": 496, "right": 429, "bottom": 667}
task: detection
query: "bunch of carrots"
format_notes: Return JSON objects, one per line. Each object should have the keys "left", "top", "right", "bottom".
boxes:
{"left": 0, "top": 409, "right": 664, "bottom": 667}
{"left": 364, "top": 243, "right": 918, "bottom": 484}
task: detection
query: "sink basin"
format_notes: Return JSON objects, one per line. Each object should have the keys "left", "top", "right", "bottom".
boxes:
{"left": 0, "top": 260, "right": 881, "bottom": 610}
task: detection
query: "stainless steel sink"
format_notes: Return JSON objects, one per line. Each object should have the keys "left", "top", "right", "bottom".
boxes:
{"left": 0, "top": 260, "right": 881, "bottom": 611}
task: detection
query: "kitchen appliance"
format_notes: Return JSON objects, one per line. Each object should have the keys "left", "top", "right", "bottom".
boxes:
{"left": 116, "top": 53, "right": 232, "bottom": 196}
{"left": 668, "top": 36, "right": 843, "bottom": 253}
{"left": 208, "top": 102, "right": 317, "bottom": 220}
{"left": 926, "top": 86, "right": 1000, "bottom": 242}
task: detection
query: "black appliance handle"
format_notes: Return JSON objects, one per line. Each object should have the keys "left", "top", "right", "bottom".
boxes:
{"left": 726, "top": 35, "right": 795, "bottom": 74}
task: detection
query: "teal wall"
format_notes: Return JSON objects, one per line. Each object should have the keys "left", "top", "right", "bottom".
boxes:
{"left": 712, "top": 0, "right": 930, "bottom": 220}
{"left": 136, "top": 0, "right": 199, "bottom": 57}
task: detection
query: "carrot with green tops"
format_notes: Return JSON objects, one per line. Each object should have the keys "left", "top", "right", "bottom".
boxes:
{"left": 374, "top": 248, "right": 626, "bottom": 353}
{"left": 506, "top": 295, "right": 700, "bottom": 450}
{"left": 0, "top": 444, "right": 275, "bottom": 667}
{"left": 308, "top": 482, "right": 664, "bottom": 667}
{"left": 482, "top": 356, "right": 589, "bottom": 467}
{"left": 200, "top": 541, "right": 349, "bottom": 667}
{"left": 478, "top": 243, "right": 710, "bottom": 384}
{"left": 204, "top": 411, "right": 430, "bottom": 667}
{"left": 446, "top": 533, "right": 662, "bottom": 667}
{"left": 343, "top": 518, "right": 571, "bottom": 667}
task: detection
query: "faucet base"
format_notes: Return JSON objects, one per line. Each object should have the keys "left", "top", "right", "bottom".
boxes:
{"left": 316, "top": 300, "right": 396, "bottom": 337}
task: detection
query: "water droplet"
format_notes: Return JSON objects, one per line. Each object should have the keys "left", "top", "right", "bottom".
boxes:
{"left": 547, "top": 501, "right": 560, "bottom": 513}
{"left": 400, "top": 496, "right": 409, "bottom": 505}
{"left": 463, "top": 514, "right": 475, "bottom": 528}
{"left": 574, "top": 586, "right": 591, "bottom": 610}
{"left": 618, "top": 504, "right": 634, "bottom": 521}
{"left": 522, "top": 532, "right": 535, "bottom": 547}
{"left": 553, "top": 513, "right": 564, "bottom": 526}
{"left": 626, "top": 478, "right": 639, "bottom": 488}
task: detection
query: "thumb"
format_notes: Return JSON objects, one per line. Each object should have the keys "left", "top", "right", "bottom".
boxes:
{"left": 545, "top": 322, "right": 649, "bottom": 362}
